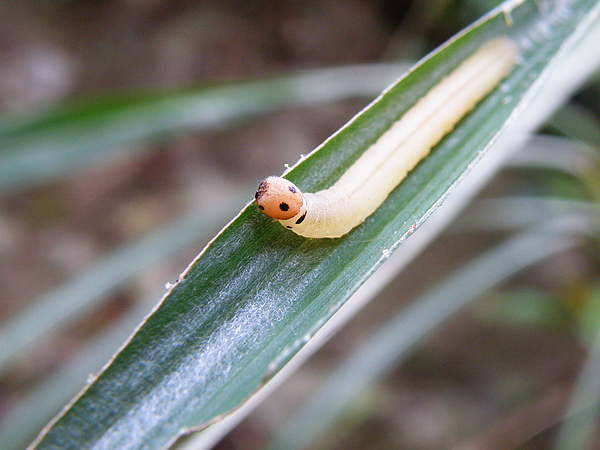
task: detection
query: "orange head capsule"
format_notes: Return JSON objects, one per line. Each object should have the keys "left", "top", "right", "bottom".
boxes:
{"left": 255, "top": 176, "right": 303, "bottom": 220}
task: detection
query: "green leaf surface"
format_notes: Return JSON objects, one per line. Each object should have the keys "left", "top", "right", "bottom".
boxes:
{"left": 0, "top": 198, "right": 244, "bottom": 374}
{"left": 30, "top": 0, "right": 600, "bottom": 448}
{"left": 267, "top": 230, "right": 581, "bottom": 450}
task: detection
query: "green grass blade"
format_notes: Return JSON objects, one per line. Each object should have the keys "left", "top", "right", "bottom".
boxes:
{"left": 457, "top": 197, "right": 600, "bottom": 232}
{"left": 549, "top": 104, "right": 600, "bottom": 149}
{"left": 29, "top": 1, "right": 600, "bottom": 448}
{"left": 266, "top": 230, "right": 581, "bottom": 450}
{"left": 554, "top": 308, "right": 600, "bottom": 449}
{"left": 0, "top": 197, "right": 243, "bottom": 374}
{"left": 0, "top": 304, "right": 152, "bottom": 450}
{"left": 508, "top": 134, "right": 598, "bottom": 179}
{"left": 0, "top": 64, "right": 404, "bottom": 192}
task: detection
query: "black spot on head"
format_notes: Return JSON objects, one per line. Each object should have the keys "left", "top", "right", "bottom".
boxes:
{"left": 289, "top": 186, "right": 297, "bottom": 194}
{"left": 279, "top": 202, "right": 289, "bottom": 211}
{"left": 295, "top": 212, "right": 307, "bottom": 225}
{"left": 258, "top": 205, "right": 264, "bottom": 210}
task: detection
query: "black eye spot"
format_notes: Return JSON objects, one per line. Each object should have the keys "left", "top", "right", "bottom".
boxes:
{"left": 289, "top": 186, "right": 297, "bottom": 194}
{"left": 258, "top": 205, "right": 264, "bottom": 210}
{"left": 279, "top": 202, "right": 289, "bottom": 211}
{"left": 254, "top": 191, "right": 260, "bottom": 199}
{"left": 295, "top": 212, "right": 307, "bottom": 224}
{"left": 286, "top": 226, "right": 293, "bottom": 229}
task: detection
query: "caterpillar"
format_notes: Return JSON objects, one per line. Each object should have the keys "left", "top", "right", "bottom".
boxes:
{"left": 255, "top": 37, "right": 518, "bottom": 238}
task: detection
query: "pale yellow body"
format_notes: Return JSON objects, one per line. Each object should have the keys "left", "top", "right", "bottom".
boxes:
{"left": 276, "top": 38, "right": 518, "bottom": 238}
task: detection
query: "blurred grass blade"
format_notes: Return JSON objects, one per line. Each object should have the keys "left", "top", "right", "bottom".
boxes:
{"left": 30, "top": 0, "right": 600, "bottom": 448}
{"left": 0, "top": 196, "right": 242, "bottom": 373}
{"left": 0, "top": 64, "right": 405, "bottom": 192}
{"left": 554, "top": 305, "right": 600, "bottom": 449}
{"left": 549, "top": 103, "right": 600, "bottom": 149}
{"left": 267, "top": 230, "right": 581, "bottom": 450}
{"left": 508, "top": 134, "right": 599, "bottom": 179}
{"left": 457, "top": 197, "right": 600, "bottom": 232}
{"left": 0, "top": 303, "right": 152, "bottom": 450}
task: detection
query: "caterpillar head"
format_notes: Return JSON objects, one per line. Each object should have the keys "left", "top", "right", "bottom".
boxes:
{"left": 255, "top": 176, "right": 303, "bottom": 220}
